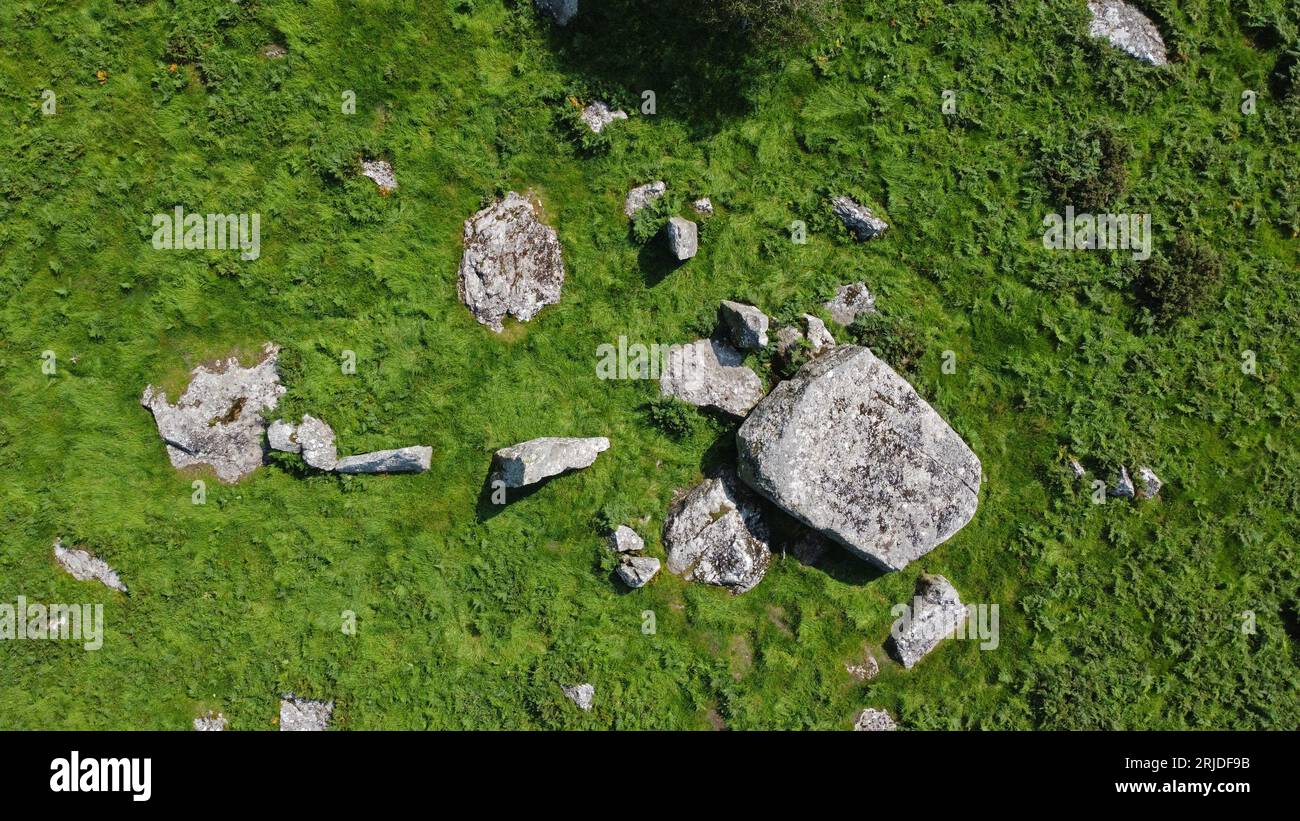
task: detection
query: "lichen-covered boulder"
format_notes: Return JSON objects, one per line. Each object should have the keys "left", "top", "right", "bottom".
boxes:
{"left": 580, "top": 101, "right": 627, "bottom": 133}
{"left": 194, "top": 711, "right": 227, "bottom": 731}
{"left": 360, "top": 159, "right": 397, "bottom": 193}
{"left": 493, "top": 437, "right": 609, "bottom": 488}
{"left": 832, "top": 197, "right": 888, "bottom": 242}
{"left": 719, "top": 301, "right": 770, "bottom": 350}
{"left": 458, "top": 192, "right": 565, "bottom": 333}
{"left": 296, "top": 414, "right": 338, "bottom": 471}
{"left": 562, "top": 683, "right": 594, "bottom": 711}
{"left": 1136, "top": 465, "right": 1163, "bottom": 499}
{"left": 1087, "top": 0, "right": 1167, "bottom": 65}
{"left": 886, "top": 574, "right": 967, "bottom": 668}
{"left": 737, "top": 345, "right": 981, "bottom": 571}
{"left": 663, "top": 474, "right": 771, "bottom": 594}
{"left": 660, "top": 339, "right": 764, "bottom": 417}
{"left": 607, "top": 525, "right": 644, "bottom": 553}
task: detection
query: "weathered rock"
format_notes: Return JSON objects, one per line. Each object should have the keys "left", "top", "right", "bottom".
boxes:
{"left": 259, "top": 44, "right": 287, "bottom": 59}
{"left": 493, "top": 437, "right": 609, "bottom": 488}
{"left": 778, "top": 315, "right": 837, "bottom": 360}
{"left": 846, "top": 655, "right": 880, "bottom": 682}
{"left": 693, "top": 197, "right": 714, "bottom": 215}
{"left": 737, "top": 345, "right": 981, "bottom": 572}
{"left": 458, "top": 192, "right": 565, "bottom": 333}
{"left": 853, "top": 708, "right": 898, "bottom": 731}
{"left": 296, "top": 414, "right": 338, "bottom": 471}
{"left": 832, "top": 197, "right": 888, "bottom": 242}
{"left": 607, "top": 525, "right": 644, "bottom": 554}
{"left": 536, "top": 0, "right": 578, "bottom": 25}
{"left": 719, "top": 301, "right": 770, "bottom": 350}
{"left": 775, "top": 325, "right": 804, "bottom": 359}
{"left": 267, "top": 419, "right": 300, "bottom": 453}
{"left": 53, "top": 538, "right": 127, "bottom": 593}
{"left": 334, "top": 446, "right": 432, "bottom": 474}
{"left": 624, "top": 181, "right": 666, "bottom": 217}
{"left": 580, "top": 101, "right": 627, "bottom": 133}
{"left": 663, "top": 475, "right": 771, "bottom": 594}
{"left": 360, "top": 159, "right": 397, "bottom": 193}
{"left": 887, "top": 574, "right": 967, "bottom": 669}
{"left": 666, "top": 216, "right": 698, "bottom": 260}
{"left": 1136, "top": 465, "right": 1163, "bottom": 499}
{"left": 1069, "top": 458, "right": 1086, "bottom": 480}
{"left": 562, "top": 683, "right": 594, "bottom": 711}
{"left": 279, "top": 696, "right": 333, "bottom": 731}
{"left": 660, "top": 339, "right": 765, "bottom": 417}
{"left": 141, "top": 343, "right": 285, "bottom": 483}
{"left": 1109, "top": 465, "right": 1136, "bottom": 499}
{"left": 824, "top": 282, "right": 877, "bottom": 326}
{"left": 194, "top": 711, "right": 227, "bottom": 731}
{"left": 1087, "top": 0, "right": 1167, "bottom": 65}
{"left": 616, "top": 556, "right": 661, "bottom": 588}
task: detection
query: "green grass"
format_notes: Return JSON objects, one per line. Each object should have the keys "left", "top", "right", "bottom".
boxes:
{"left": 0, "top": 0, "right": 1296, "bottom": 729}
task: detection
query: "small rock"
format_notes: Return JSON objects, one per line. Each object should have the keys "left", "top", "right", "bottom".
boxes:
{"left": 580, "top": 101, "right": 627, "bottom": 134}
{"left": 846, "top": 655, "right": 879, "bottom": 682}
{"left": 536, "top": 0, "right": 579, "bottom": 27}
{"left": 692, "top": 197, "right": 714, "bottom": 215}
{"left": 493, "top": 437, "right": 610, "bottom": 489}
{"left": 334, "top": 446, "right": 432, "bottom": 474}
{"left": 663, "top": 474, "right": 771, "bottom": 594}
{"left": 296, "top": 414, "right": 338, "bottom": 471}
{"left": 279, "top": 696, "right": 333, "bottom": 731}
{"left": 804, "top": 315, "right": 835, "bottom": 351}
{"left": 53, "top": 538, "right": 127, "bottom": 593}
{"left": 360, "top": 159, "right": 397, "bottom": 193}
{"left": 1109, "top": 465, "right": 1136, "bottom": 499}
{"left": 887, "top": 574, "right": 967, "bottom": 669}
{"left": 616, "top": 556, "right": 661, "bottom": 588}
{"left": 853, "top": 708, "right": 898, "bottom": 731}
{"left": 562, "top": 683, "right": 594, "bottom": 711}
{"left": 824, "top": 282, "right": 877, "bottom": 326}
{"left": 607, "top": 525, "right": 644, "bottom": 553}
{"left": 624, "top": 181, "right": 666, "bottom": 217}
{"left": 259, "top": 44, "right": 287, "bottom": 59}
{"left": 666, "top": 216, "right": 698, "bottom": 261}
{"left": 194, "top": 711, "right": 227, "bottom": 731}
{"left": 1087, "top": 0, "right": 1167, "bottom": 66}
{"left": 1136, "top": 465, "right": 1163, "bottom": 499}
{"left": 458, "top": 192, "right": 565, "bottom": 333}
{"left": 660, "top": 339, "right": 765, "bottom": 417}
{"left": 832, "top": 196, "right": 888, "bottom": 242}
{"left": 719, "top": 300, "right": 770, "bottom": 350}
{"left": 267, "top": 419, "right": 300, "bottom": 453}
{"left": 1069, "top": 458, "right": 1086, "bottom": 480}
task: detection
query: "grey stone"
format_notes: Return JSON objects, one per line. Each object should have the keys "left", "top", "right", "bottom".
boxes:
{"left": 194, "top": 711, "right": 227, "bottom": 731}
{"left": 853, "top": 708, "right": 898, "bottom": 731}
{"left": 832, "top": 196, "right": 888, "bottom": 242}
{"left": 660, "top": 339, "right": 764, "bottom": 417}
{"left": 296, "top": 414, "right": 338, "bottom": 471}
{"left": 458, "top": 192, "right": 565, "bottom": 333}
{"left": 663, "top": 474, "right": 771, "bottom": 594}
{"left": 778, "top": 315, "right": 836, "bottom": 360}
{"left": 887, "top": 574, "right": 967, "bottom": 669}
{"left": 279, "top": 696, "right": 333, "bottom": 731}
{"left": 1109, "top": 465, "right": 1136, "bottom": 499}
{"left": 616, "top": 556, "right": 661, "bottom": 588}
{"left": 267, "top": 419, "right": 300, "bottom": 453}
{"left": 53, "top": 538, "right": 127, "bottom": 593}
{"left": 334, "top": 446, "right": 432, "bottom": 474}
{"left": 824, "top": 282, "right": 877, "bottom": 326}
{"left": 692, "top": 197, "right": 714, "bottom": 215}
{"left": 1136, "top": 465, "right": 1163, "bottom": 499}
{"left": 259, "top": 44, "right": 287, "bottom": 59}
{"left": 666, "top": 216, "right": 698, "bottom": 260}
{"left": 846, "top": 655, "right": 880, "bottom": 682}
{"left": 562, "top": 683, "right": 594, "bottom": 711}
{"left": 536, "top": 0, "right": 578, "bottom": 25}
{"left": 1069, "top": 458, "right": 1086, "bottom": 480}
{"left": 580, "top": 100, "right": 627, "bottom": 133}
{"left": 360, "top": 159, "right": 397, "bottom": 193}
{"left": 608, "top": 525, "right": 644, "bottom": 553}
{"left": 493, "top": 437, "right": 610, "bottom": 488}
{"left": 804, "top": 315, "right": 835, "bottom": 350}
{"left": 624, "top": 181, "right": 666, "bottom": 217}
{"left": 737, "top": 345, "right": 981, "bottom": 572}
{"left": 141, "top": 343, "right": 285, "bottom": 483}
{"left": 1087, "top": 0, "right": 1168, "bottom": 65}
{"left": 719, "top": 301, "right": 770, "bottom": 350}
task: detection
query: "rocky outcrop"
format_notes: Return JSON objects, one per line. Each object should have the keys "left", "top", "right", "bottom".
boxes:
{"left": 887, "top": 574, "right": 967, "bottom": 668}
{"left": 279, "top": 696, "right": 333, "bottom": 731}
{"left": 824, "top": 282, "right": 876, "bottom": 326}
{"left": 660, "top": 339, "right": 764, "bottom": 417}
{"left": 719, "top": 301, "right": 769, "bottom": 350}
{"left": 663, "top": 475, "right": 771, "bottom": 594}
{"left": 562, "top": 683, "right": 594, "bottom": 711}
{"left": 53, "top": 538, "right": 127, "bottom": 593}
{"left": 296, "top": 415, "right": 338, "bottom": 471}
{"left": 832, "top": 197, "right": 888, "bottom": 242}
{"left": 1087, "top": 0, "right": 1167, "bottom": 65}
{"left": 140, "top": 343, "right": 285, "bottom": 483}
{"left": 580, "top": 101, "right": 626, "bottom": 133}
{"left": 608, "top": 525, "right": 644, "bottom": 553}
{"left": 334, "top": 446, "right": 432, "bottom": 474}
{"left": 666, "top": 216, "right": 698, "bottom": 260}
{"left": 360, "top": 159, "right": 397, "bottom": 193}
{"left": 616, "top": 556, "right": 661, "bottom": 588}
{"left": 853, "top": 708, "right": 898, "bottom": 731}
{"left": 624, "top": 181, "right": 666, "bottom": 217}
{"left": 458, "top": 192, "right": 565, "bottom": 332}
{"left": 536, "top": 0, "right": 578, "bottom": 26}
{"left": 736, "top": 345, "right": 981, "bottom": 572}
{"left": 493, "top": 437, "right": 609, "bottom": 488}
{"left": 194, "top": 711, "right": 227, "bottom": 731}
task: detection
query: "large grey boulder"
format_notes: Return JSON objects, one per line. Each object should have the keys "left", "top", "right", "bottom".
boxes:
{"left": 853, "top": 708, "right": 898, "bottom": 731}
{"left": 1087, "top": 0, "right": 1167, "bottom": 65}
{"left": 666, "top": 216, "right": 698, "bottom": 260}
{"left": 562, "top": 683, "right": 594, "bottom": 711}
{"left": 737, "top": 345, "right": 981, "bottom": 572}
{"left": 580, "top": 101, "right": 627, "bottom": 134}
{"left": 719, "top": 301, "right": 769, "bottom": 350}
{"left": 53, "top": 538, "right": 127, "bottom": 593}
{"left": 832, "top": 197, "right": 888, "bottom": 242}
{"left": 616, "top": 556, "right": 661, "bottom": 589}
{"left": 887, "top": 574, "right": 967, "bottom": 668}
{"left": 624, "top": 181, "right": 666, "bottom": 217}
{"left": 140, "top": 343, "right": 285, "bottom": 483}
{"left": 458, "top": 192, "right": 565, "bottom": 333}
{"left": 279, "top": 696, "right": 333, "bottom": 731}
{"left": 296, "top": 415, "right": 338, "bottom": 471}
{"left": 536, "top": 0, "right": 578, "bottom": 26}
{"left": 335, "top": 446, "right": 432, "bottom": 474}
{"left": 663, "top": 475, "right": 771, "bottom": 594}
{"left": 660, "top": 339, "right": 764, "bottom": 417}
{"left": 824, "top": 282, "right": 877, "bottom": 326}
{"left": 493, "top": 437, "right": 609, "bottom": 488}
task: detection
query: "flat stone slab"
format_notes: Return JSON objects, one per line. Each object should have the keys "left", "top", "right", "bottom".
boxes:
{"left": 887, "top": 574, "right": 967, "bottom": 668}
{"left": 360, "top": 159, "right": 397, "bottom": 193}
{"left": 53, "top": 538, "right": 127, "bottom": 592}
{"left": 660, "top": 339, "right": 764, "bottom": 417}
{"left": 194, "top": 711, "right": 227, "bottom": 731}
{"left": 335, "top": 446, "right": 432, "bottom": 474}
{"left": 1087, "top": 0, "right": 1167, "bottom": 65}
{"left": 493, "top": 437, "right": 609, "bottom": 488}
{"left": 663, "top": 474, "right": 771, "bottom": 594}
{"left": 458, "top": 192, "right": 565, "bottom": 333}
{"left": 280, "top": 696, "right": 333, "bottom": 731}
{"left": 737, "top": 345, "right": 981, "bottom": 571}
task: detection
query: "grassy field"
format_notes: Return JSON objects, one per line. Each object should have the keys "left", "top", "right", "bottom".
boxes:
{"left": 0, "top": 0, "right": 1296, "bottom": 729}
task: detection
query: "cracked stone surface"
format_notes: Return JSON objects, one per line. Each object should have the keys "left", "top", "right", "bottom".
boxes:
{"left": 458, "top": 192, "right": 565, "bottom": 333}
{"left": 267, "top": 419, "right": 300, "bottom": 453}
{"left": 279, "top": 696, "right": 333, "bottom": 731}
{"left": 493, "top": 437, "right": 609, "bottom": 489}
{"left": 832, "top": 196, "right": 888, "bottom": 242}
{"left": 1109, "top": 465, "right": 1136, "bottom": 499}
{"left": 887, "top": 574, "right": 967, "bottom": 668}
{"left": 53, "top": 538, "right": 127, "bottom": 592}
{"left": 1087, "top": 0, "right": 1168, "bottom": 65}
{"left": 663, "top": 474, "right": 771, "bottom": 594}
{"left": 296, "top": 414, "right": 338, "bottom": 471}
{"left": 660, "top": 339, "right": 765, "bottom": 417}
{"left": 194, "top": 711, "right": 227, "bottom": 731}
{"left": 141, "top": 343, "right": 285, "bottom": 483}
{"left": 737, "top": 345, "right": 981, "bottom": 571}
{"left": 624, "top": 181, "right": 666, "bottom": 217}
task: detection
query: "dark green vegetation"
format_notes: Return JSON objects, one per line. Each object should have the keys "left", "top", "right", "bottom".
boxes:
{"left": 1, "top": 0, "right": 1296, "bottom": 729}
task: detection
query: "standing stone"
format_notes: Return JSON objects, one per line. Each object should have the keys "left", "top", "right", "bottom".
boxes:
{"left": 580, "top": 101, "right": 627, "bottom": 133}
{"left": 663, "top": 474, "right": 771, "bottom": 594}
{"left": 660, "top": 339, "right": 765, "bottom": 417}
{"left": 493, "top": 437, "right": 610, "bottom": 488}
{"left": 53, "top": 538, "right": 127, "bottom": 593}
{"left": 824, "top": 282, "right": 877, "bottom": 326}
{"left": 334, "top": 446, "right": 432, "bottom": 474}
{"left": 607, "top": 525, "right": 644, "bottom": 553}
{"left": 832, "top": 197, "right": 888, "bottom": 242}
{"left": 666, "top": 217, "right": 698, "bottom": 261}
{"left": 853, "top": 708, "right": 898, "bottom": 731}
{"left": 536, "top": 0, "right": 578, "bottom": 25}
{"left": 719, "top": 301, "right": 770, "bottom": 350}
{"left": 279, "top": 696, "right": 333, "bottom": 731}
{"left": 1136, "top": 465, "right": 1163, "bottom": 499}
{"left": 1086, "top": 0, "right": 1168, "bottom": 65}
{"left": 140, "top": 343, "right": 285, "bottom": 483}
{"left": 562, "top": 683, "right": 594, "bottom": 711}
{"left": 458, "top": 192, "right": 565, "bottom": 333}
{"left": 296, "top": 415, "right": 338, "bottom": 471}
{"left": 624, "top": 181, "right": 666, "bottom": 217}
{"left": 887, "top": 574, "right": 967, "bottom": 668}
{"left": 737, "top": 345, "right": 981, "bottom": 572}
{"left": 616, "top": 556, "right": 661, "bottom": 588}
